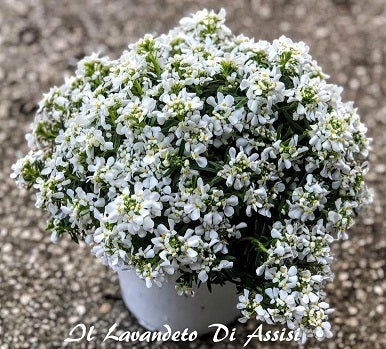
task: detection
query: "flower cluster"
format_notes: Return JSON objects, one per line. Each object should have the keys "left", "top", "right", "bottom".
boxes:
{"left": 12, "top": 9, "right": 371, "bottom": 342}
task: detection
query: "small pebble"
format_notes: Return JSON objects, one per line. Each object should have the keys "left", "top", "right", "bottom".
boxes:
{"left": 99, "top": 303, "right": 112, "bottom": 314}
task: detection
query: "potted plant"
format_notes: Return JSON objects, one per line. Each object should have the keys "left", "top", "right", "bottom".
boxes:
{"left": 12, "top": 9, "right": 371, "bottom": 342}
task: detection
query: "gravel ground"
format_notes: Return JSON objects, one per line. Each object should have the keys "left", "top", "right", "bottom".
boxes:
{"left": 0, "top": 0, "right": 385, "bottom": 348}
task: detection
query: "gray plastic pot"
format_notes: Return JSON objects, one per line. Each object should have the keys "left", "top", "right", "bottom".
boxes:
{"left": 117, "top": 269, "right": 240, "bottom": 335}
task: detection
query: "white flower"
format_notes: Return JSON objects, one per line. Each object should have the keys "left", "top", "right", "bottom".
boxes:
{"left": 191, "top": 143, "right": 207, "bottom": 168}
{"left": 218, "top": 147, "right": 259, "bottom": 190}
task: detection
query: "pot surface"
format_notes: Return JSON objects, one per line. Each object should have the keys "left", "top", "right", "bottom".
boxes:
{"left": 117, "top": 269, "right": 240, "bottom": 335}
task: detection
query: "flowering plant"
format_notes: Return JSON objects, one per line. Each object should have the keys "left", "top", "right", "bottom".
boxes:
{"left": 12, "top": 9, "right": 371, "bottom": 342}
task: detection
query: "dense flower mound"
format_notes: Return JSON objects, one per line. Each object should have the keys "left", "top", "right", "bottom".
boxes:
{"left": 12, "top": 9, "right": 371, "bottom": 342}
